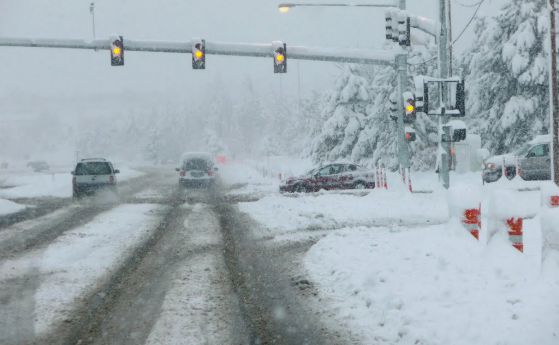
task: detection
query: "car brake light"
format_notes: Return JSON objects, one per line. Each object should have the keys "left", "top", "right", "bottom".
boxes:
{"left": 180, "top": 171, "right": 186, "bottom": 177}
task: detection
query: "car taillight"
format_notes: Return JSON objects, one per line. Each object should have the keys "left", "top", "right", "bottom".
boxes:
{"left": 180, "top": 171, "right": 186, "bottom": 177}
{"left": 109, "top": 175, "right": 115, "bottom": 184}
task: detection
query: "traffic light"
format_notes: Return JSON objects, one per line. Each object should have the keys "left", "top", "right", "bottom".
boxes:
{"left": 398, "top": 16, "right": 411, "bottom": 46}
{"left": 385, "top": 11, "right": 394, "bottom": 41}
{"left": 389, "top": 93, "right": 398, "bottom": 121}
{"left": 449, "top": 120, "right": 467, "bottom": 142}
{"left": 453, "top": 128, "right": 466, "bottom": 142}
{"left": 273, "top": 42, "right": 287, "bottom": 73}
{"left": 456, "top": 79, "right": 466, "bottom": 116}
{"left": 110, "top": 36, "right": 124, "bottom": 66}
{"left": 403, "top": 91, "right": 416, "bottom": 123}
{"left": 405, "top": 126, "right": 416, "bottom": 142}
{"left": 192, "top": 39, "right": 206, "bottom": 70}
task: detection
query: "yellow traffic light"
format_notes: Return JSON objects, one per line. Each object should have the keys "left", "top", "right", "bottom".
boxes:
{"left": 406, "top": 104, "right": 415, "bottom": 113}
{"left": 112, "top": 46, "right": 121, "bottom": 56}
{"left": 194, "top": 50, "right": 204, "bottom": 59}
{"left": 276, "top": 54, "right": 285, "bottom": 63}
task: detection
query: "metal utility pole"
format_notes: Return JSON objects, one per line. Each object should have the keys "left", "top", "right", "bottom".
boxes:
{"left": 396, "top": 53, "right": 411, "bottom": 170}
{"left": 549, "top": 0, "right": 559, "bottom": 186}
{"left": 89, "top": 2, "right": 96, "bottom": 40}
{"left": 396, "top": 0, "right": 411, "bottom": 171}
{"left": 438, "top": 0, "right": 451, "bottom": 189}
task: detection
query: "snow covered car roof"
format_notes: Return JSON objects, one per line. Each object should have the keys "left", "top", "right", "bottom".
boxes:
{"left": 485, "top": 134, "right": 551, "bottom": 166}
{"left": 180, "top": 152, "right": 213, "bottom": 162}
{"left": 528, "top": 134, "right": 550, "bottom": 145}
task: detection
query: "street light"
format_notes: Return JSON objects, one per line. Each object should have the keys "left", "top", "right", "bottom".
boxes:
{"left": 278, "top": 2, "right": 399, "bottom": 12}
{"left": 279, "top": 4, "right": 291, "bottom": 13}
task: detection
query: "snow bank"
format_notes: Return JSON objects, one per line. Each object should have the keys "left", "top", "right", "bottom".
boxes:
{"left": 540, "top": 182, "right": 559, "bottom": 252}
{"left": 0, "top": 198, "right": 26, "bottom": 216}
{"left": 447, "top": 183, "right": 482, "bottom": 218}
{"left": 219, "top": 159, "right": 291, "bottom": 198}
{"left": 305, "top": 223, "right": 558, "bottom": 345}
{"left": 239, "top": 189, "right": 449, "bottom": 236}
{"left": 0, "top": 203, "right": 164, "bottom": 335}
{"left": 486, "top": 188, "right": 537, "bottom": 220}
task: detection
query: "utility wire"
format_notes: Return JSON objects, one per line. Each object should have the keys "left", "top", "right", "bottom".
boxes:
{"left": 408, "top": 56, "right": 437, "bottom": 66}
{"left": 407, "top": 0, "right": 486, "bottom": 66}
{"left": 452, "top": 0, "right": 486, "bottom": 45}
{"left": 453, "top": 0, "right": 485, "bottom": 8}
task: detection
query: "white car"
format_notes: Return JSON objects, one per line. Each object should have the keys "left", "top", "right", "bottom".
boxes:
{"left": 176, "top": 152, "right": 218, "bottom": 188}
{"left": 72, "top": 158, "right": 119, "bottom": 198}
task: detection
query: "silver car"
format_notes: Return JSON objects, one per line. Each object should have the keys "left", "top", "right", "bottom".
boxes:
{"left": 177, "top": 152, "right": 218, "bottom": 188}
{"left": 72, "top": 158, "right": 120, "bottom": 198}
{"left": 482, "top": 135, "right": 550, "bottom": 182}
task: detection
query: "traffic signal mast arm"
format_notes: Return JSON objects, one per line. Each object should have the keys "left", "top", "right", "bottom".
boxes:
{"left": 0, "top": 37, "right": 396, "bottom": 67}
{"left": 408, "top": 15, "right": 439, "bottom": 39}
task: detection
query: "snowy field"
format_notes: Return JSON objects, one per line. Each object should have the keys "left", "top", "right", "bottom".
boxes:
{"left": 0, "top": 167, "right": 143, "bottom": 199}
{"left": 231, "top": 160, "right": 559, "bottom": 345}
{"left": 0, "top": 198, "right": 26, "bottom": 216}
{"left": 219, "top": 157, "right": 312, "bottom": 199}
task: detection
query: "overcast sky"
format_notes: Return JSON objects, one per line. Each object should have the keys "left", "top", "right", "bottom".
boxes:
{"left": 0, "top": 0, "right": 506, "bottom": 113}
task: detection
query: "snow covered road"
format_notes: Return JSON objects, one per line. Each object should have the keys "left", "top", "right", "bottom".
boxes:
{"left": 0, "top": 166, "right": 356, "bottom": 345}
{"left": 1, "top": 163, "right": 557, "bottom": 345}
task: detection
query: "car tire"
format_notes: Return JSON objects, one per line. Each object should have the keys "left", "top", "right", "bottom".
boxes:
{"left": 353, "top": 181, "right": 367, "bottom": 190}
{"left": 504, "top": 166, "right": 516, "bottom": 180}
{"left": 73, "top": 191, "right": 81, "bottom": 201}
{"left": 295, "top": 183, "right": 308, "bottom": 193}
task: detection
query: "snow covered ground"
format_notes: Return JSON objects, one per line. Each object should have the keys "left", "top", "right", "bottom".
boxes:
{"left": 0, "top": 203, "right": 165, "bottom": 337}
{"left": 0, "top": 198, "right": 26, "bottom": 216}
{"left": 219, "top": 156, "right": 312, "bottom": 197}
{"left": 0, "top": 167, "right": 143, "bottom": 199}
{"left": 305, "top": 221, "right": 558, "bottom": 345}
{"left": 234, "top": 164, "right": 559, "bottom": 345}
{"left": 240, "top": 190, "right": 449, "bottom": 237}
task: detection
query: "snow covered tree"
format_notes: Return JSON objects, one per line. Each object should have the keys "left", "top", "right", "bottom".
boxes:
{"left": 461, "top": 0, "right": 549, "bottom": 154}
{"left": 310, "top": 41, "right": 438, "bottom": 170}
{"left": 310, "top": 65, "right": 371, "bottom": 163}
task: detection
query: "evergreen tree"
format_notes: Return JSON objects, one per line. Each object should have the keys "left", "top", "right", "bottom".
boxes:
{"left": 310, "top": 42, "right": 438, "bottom": 170}
{"left": 461, "top": 0, "right": 549, "bottom": 154}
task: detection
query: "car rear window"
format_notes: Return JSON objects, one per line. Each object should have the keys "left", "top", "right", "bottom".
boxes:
{"left": 184, "top": 159, "right": 210, "bottom": 171}
{"left": 75, "top": 162, "right": 112, "bottom": 175}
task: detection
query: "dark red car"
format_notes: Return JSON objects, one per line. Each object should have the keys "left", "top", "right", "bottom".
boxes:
{"left": 280, "top": 163, "right": 375, "bottom": 193}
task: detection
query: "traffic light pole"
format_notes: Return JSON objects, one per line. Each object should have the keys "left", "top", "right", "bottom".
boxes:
{"left": 549, "top": 0, "right": 559, "bottom": 186}
{"left": 0, "top": 37, "right": 396, "bottom": 66}
{"left": 438, "top": 0, "right": 451, "bottom": 189}
{"left": 396, "top": 53, "right": 411, "bottom": 171}
{"left": 395, "top": 0, "right": 411, "bottom": 172}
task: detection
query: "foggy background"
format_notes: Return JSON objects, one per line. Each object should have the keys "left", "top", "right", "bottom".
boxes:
{"left": 0, "top": 0, "right": 506, "bottom": 165}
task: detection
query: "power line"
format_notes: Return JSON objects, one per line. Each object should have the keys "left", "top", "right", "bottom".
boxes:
{"left": 453, "top": 0, "right": 484, "bottom": 8}
{"left": 408, "top": 56, "right": 437, "bottom": 66}
{"left": 452, "top": 0, "right": 486, "bottom": 45}
{"left": 408, "top": 0, "right": 486, "bottom": 66}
